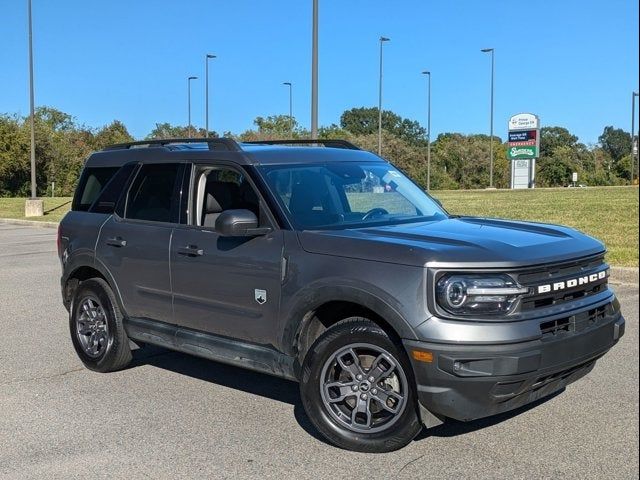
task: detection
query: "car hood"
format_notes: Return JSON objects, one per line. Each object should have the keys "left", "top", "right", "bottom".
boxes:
{"left": 297, "top": 217, "right": 605, "bottom": 267}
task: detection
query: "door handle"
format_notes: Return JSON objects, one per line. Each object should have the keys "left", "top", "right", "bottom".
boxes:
{"left": 177, "top": 245, "right": 204, "bottom": 257}
{"left": 106, "top": 237, "right": 127, "bottom": 248}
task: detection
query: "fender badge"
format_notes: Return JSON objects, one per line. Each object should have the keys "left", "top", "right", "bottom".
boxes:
{"left": 255, "top": 289, "right": 267, "bottom": 305}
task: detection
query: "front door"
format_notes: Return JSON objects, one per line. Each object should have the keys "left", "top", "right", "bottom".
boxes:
{"left": 170, "top": 164, "right": 283, "bottom": 346}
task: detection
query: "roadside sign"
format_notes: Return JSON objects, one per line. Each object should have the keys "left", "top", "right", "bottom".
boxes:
{"left": 509, "top": 113, "right": 540, "bottom": 189}
{"left": 508, "top": 113, "right": 539, "bottom": 130}
{"left": 508, "top": 130, "right": 537, "bottom": 142}
{"left": 572, "top": 172, "right": 578, "bottom": 182}
{"left": 508, "top": 145, "right": 538, "bottom": 159}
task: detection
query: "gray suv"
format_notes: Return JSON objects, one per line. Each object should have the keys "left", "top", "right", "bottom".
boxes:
{"left": 58, "top": 138, "right": 625, "bottom": 452}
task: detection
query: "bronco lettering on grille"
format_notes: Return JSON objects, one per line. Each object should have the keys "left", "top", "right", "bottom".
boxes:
{"left": 537, "top": 269, "right": 608, "bottom": 294}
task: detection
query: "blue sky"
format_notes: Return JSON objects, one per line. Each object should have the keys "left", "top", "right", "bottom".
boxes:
{"left": 1, "top": 0, "right": 638, "bottom": 144}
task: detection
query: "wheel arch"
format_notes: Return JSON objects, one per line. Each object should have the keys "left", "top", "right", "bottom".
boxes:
{"left": 63, "top": 259, "right": 124, "bottom": 316}
{"left": 280, "top": 284, "right": 418, "bottom": 368}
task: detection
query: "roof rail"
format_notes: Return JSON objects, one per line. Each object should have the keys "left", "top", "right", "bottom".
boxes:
{"left": 244, "top": 139, "right": 361, "bottom": 150}
{"left": 103, "top": 137, "right": 242, "bottom": 152}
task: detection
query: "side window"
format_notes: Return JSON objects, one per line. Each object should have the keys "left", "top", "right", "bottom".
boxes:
{"left": 125, "top": 164, "right": 181, "bottom": 223}
{"left": 72, "top": 167, "right": 119, "bottom": 211}
{"left": 194, "top": 166, "right": 261, "bottom": 228}
{"left": 89, "top": 163, "right": 137, "bottom": 214}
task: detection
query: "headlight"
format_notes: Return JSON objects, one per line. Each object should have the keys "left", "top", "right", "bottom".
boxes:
{"left": 436, "top": 274, "right": 529, "bottom": 316}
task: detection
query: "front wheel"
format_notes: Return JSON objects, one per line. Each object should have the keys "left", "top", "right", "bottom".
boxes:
{"left": 300, "top": 318, "right": 422, "bottom": 452}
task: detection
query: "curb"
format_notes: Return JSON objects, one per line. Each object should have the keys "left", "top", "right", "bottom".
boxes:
{"left": 609, "top": 266, "right": 639, "bottom": 286}
{"left": 0, "top": 216, "right": 638, "bottom": 285}
{"left": 0, "top": 218, "right": 58, "bottom": 229}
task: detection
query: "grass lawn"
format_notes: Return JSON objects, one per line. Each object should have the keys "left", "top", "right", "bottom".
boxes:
{"left": 432, "top": 186, "right": 639, "bottom": 267}
{"left": 0, "top": 197, "right": 72, "bottom": 223}
{"left": 1, "top": 186, "right": 638, "bottom": 266}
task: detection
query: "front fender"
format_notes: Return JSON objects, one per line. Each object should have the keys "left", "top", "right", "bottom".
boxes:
{"left": 277, "top": 278, "right": 420, "bottom": 357}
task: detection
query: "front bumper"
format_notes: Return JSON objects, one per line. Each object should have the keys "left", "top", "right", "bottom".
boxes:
{"left": 404, "top": 299, "right": 625, "bottom": 423}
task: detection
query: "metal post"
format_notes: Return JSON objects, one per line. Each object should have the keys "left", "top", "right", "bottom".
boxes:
{"left": 632, "top": 92, "right": 638, "bottom": 183}
{"left": 378, "top": 37, "right": 390, "bottom": 155}
{"left": 28, "top": 0, "right": 37, "bottom": 199}
{"left": 481, "top": 48, "right": 495, "bottom": 188}
{"left": 422, "top": 71, "right": 432, "bottom": 191}
{"left": 311, "top": 0, "right": 318, "bottom": 139}
{"left": 187, "top": 76, "right": 197, "bottom": 138}
{"left": 283, "top": 82, "right": 293, "bottom": 135}
{"left": 205, "top": 54, "right": 216, "bottom": 137}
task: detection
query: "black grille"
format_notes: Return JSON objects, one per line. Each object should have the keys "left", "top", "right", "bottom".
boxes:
{"left": 515, "top": 255, "right": 608, "bottom": 312}
{"left": 539, "top": 304, "right": 610, "bottom": 337}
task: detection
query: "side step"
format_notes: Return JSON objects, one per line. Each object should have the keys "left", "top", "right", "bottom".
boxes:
{"left": 125, "top": 317, "right": 297, "bottom": 381}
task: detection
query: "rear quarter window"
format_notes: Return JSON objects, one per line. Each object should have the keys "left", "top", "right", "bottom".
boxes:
{"left": 72, "top": 167, "right": 119, "bottom": 212}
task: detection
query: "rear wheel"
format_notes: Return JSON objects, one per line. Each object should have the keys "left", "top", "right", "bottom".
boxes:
{"left": 300, "top": 318, "right": 422, "bottom": 452}
{"left": 69, "top": 278, "right": 132, "bottom": 372}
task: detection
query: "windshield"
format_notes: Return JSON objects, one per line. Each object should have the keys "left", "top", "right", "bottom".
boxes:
{"left": 259, "top": 162, "right": 448, "bottom": 229}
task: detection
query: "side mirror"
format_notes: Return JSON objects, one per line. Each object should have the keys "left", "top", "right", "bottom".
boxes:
{"left": 215, "top": 209, "right": 271, "bottom": 236}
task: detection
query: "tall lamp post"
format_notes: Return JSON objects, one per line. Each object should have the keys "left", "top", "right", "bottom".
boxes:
{"left": 481, "top": 48, "right": 495, "bottom": 188}
{"left": 378, "top": 36, "right": 390, "bottom": 155}
{"left": 632, "top": 91, "right": 639, "bottom": 183}
{"left": 283, "top": 82, "right": 293, "bottom": 135}
{"left": 187, "top": 76, "right": 198, "bottom": 138}
{"left": 25, "top": 0, "right": 42, "bottom": 216}
{"left": 205, "top": 54, "right": 216, "bottom": 137}
{"left": 311, "top": 0, "right": 318, "bottom": 139}
{"left": 422, "top": 70, "right": 432, "bottom": 191}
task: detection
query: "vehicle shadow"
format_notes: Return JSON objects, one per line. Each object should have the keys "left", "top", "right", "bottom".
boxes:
{"left": 130, "top": 346, "right": 564, "bottom": 446}
{"left": 129, "top": 345, "right": 328, "bottom": 443}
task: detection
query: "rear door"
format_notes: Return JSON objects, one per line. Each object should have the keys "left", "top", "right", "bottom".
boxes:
{"left": 96, "top": 162, "right": 186, "bottom": 324}
{"left": 170, "top": 163, "right": 283, "bottom": 346}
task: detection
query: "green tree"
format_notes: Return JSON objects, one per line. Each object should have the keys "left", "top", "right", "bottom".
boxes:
{"left": 340, "top": 107, "right": 426, "bottom": 145}
{"left": 598, "top": 126, "right": 631, "bottom": 162}
{"left": 93, "top": 121, "right": 134, "bottom": 149}
{"left": 147, "top": 122, "right": 217, "bottom": 139}
{"left": 539, "top": 126, "right": 579, "bottom": 158}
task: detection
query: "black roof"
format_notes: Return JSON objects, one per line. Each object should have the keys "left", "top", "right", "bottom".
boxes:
{"left": 87, "top": 138, "right": 384, "bottom": 168}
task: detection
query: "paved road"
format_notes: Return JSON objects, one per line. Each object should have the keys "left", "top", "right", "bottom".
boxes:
{"left": 0, "top": 224, "right": 638, "bottom": 479}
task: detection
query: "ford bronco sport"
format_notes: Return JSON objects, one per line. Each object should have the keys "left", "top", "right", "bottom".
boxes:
{"left": 58, "top": 138, "right": 625, "bottom": 452}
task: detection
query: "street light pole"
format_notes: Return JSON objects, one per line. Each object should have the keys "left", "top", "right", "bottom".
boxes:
{"left": 422, "top": 71, "right": 432, "bottom": 191}
{"left": 283, "top": 82, "right": 293, "bottom": 135}
{"left": 188, "top": 76, "right": 198, "bottom": 138}
{"left": 205, "top": 54, "right": 216, "bottom": 138}
{"left": 28, "top": 0, "right": 37, "bottom": 199}
{"left": 311, "top": 0, "right": 318, "bottom": 139}
{"left": 632, "top": 91, "right": 638, "bottom": 183}
{"left": 378, "top": 36, "right": 390, "bottom": 155}
{"left": 481, "top": 48, "right": 495, "bottom": 188}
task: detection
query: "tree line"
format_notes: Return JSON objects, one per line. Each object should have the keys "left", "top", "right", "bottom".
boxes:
{"left": 0, "top": 106, "right": 636, "bottom": 197}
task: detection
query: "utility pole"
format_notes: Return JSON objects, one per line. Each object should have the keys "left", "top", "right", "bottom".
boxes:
{"left": 205, "top": 54, "right": 216, "bottom": 137}
{"left": 422, "top": 71, "right": 432, "bottom": 190}
{"left": 283, "top": 82, "right": 293, "bottom": 135}
{"left": 25, "top": 0, "right": 43, "bottom": 217}
{"left": 188, "top": 76, "right": 198, "bottom": 138}
{"left": 481, "top": 48, "right": 495, "bottom": 188}
{"left": 632, "top": 91, "right": 638, "bottom": 183}
{"left": 310, "top": 0, "right": 318, "bottom": 139}
{"left": 378, "top": 36, "right": 390, "bottom": 155}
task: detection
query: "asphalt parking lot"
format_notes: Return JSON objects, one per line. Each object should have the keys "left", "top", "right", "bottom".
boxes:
{"left": 0, "top": 223, "right": 638, "bottom": 479}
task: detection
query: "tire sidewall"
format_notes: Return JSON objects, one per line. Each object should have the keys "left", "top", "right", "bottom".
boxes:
{"left": 69, "top": 279, "right": 123, "bottom": 372}
{"left": 300, "top": 319, "right": 422, "bottom": 452}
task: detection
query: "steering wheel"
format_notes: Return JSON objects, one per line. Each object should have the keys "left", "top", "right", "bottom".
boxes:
{"left": 362, "top": 207, "right": 389, "bottom": 221}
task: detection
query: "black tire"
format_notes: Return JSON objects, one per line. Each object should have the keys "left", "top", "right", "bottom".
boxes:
{"left": 300, "top": 318, "right": 422, "bottom": 452}
{"left": 69, "top": 278, "right": 132, "bottom": 372}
